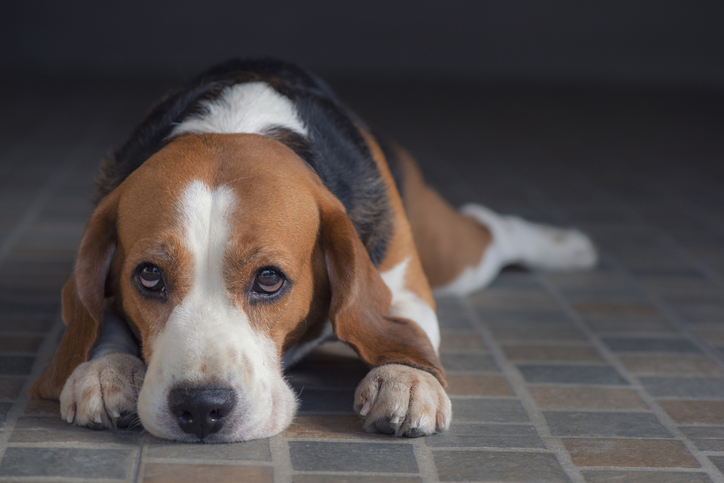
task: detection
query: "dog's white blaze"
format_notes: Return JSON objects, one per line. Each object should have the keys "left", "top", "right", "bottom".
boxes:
{"left": 171, "top": 82, "right": 308, "bottom": 138}
{"left": 137, "top": 181, "right": 296, "bottom": 441}
{"left": 380, "top": 258, "right": 441, "bottom": 352}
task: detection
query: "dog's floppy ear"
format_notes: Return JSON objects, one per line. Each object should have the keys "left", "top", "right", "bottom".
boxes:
{"left": 28, "top": 190, "right": 120, "bottom": 399}
{"left": 318, "top": 192, "right": 446, "bottom": 386}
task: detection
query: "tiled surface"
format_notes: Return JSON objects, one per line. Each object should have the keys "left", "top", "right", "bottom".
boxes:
{"left": 0, "top": 76, "right": 723, "bottom": 482}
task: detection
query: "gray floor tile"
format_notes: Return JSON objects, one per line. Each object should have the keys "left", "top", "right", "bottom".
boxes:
{"left": 287, "top": 359, "right": 369, "bottom": 389}
{"left": 0, "top": 447, "right": 133, "bottom": 478}
{"left": 679, "top": 426, "right": 724, "bottom": 439}
{"left": 434, "top": 450, "right": 570, "bottom": 482}
{"left": 0, "top": 355, "right": 35, "bottom": 375}
{"left": 0, "top": 402, "right": 11, "bottom": 426}
{"left": 602, "top": 337, "right": 702, "bottom": 353}
{"left": 451, "top": 398, "right": 529, "bottom": 423}
{"left": 146, "top": 437, "right": 271, "bottom": 461}
{"left": 426, "top": 423, "right": 544, "bottom": 448}
{"left": 440, "top": 353, "right": 499, "bottom": 372}
{"left": 297, "top": 388, "right": 355, "bottom": 413}
{"left": 585, "top": 315, "right": 675, "bottom": 333}
{"left": 680, "top": 426, "right": 724, "bottom": 451}
{"left": 689, "top": 439, "right": 724, "bottom": 451}
{"left": 581, "top": 470, "right": 711, "bottom": 482}
{"left": 289, "top": 441, "right": 417, "bottom": 473}
{"left": 639, "top": 376, "right": 724, "bottom": 398}
{"left": 708, "top": 456, "right": 724, "bottom": 475}
{"left": 476, "top": 309, "right": 574, "bottom": 327}
{"left": 0, "top": 377, "right": 25, "bottom": 399}
{"left": 544, "top": 411, "right": 673, "bottom": 438}
{"left": 10, "top": 416, "right": 142, "bottom": 444}
{"left": 294, "top": 476, "right": 422, "bottom": 483}
{"left": 518, "top": 364, "right": 628, "bottom": 385}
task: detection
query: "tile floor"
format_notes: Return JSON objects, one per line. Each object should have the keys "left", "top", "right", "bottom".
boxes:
{"left": 0, "top": 74, "right": 723, "bottom": 482}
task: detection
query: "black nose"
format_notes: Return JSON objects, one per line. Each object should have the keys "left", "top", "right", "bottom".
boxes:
{"left": 168, "top": 385, "right": 236, "bottom": 440}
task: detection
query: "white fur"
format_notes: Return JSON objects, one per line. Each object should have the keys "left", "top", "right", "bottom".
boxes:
{"left": 380, "top": 258, "right": 441, "bottom": 352}
{"left": 435, "top": 203, "right": 598, "bottom": 296}
{"left": 136, "top": 181, "right": 296, "bottom": 442}
{"left": 171, "top": 82, "right": 308, "bottom": 138}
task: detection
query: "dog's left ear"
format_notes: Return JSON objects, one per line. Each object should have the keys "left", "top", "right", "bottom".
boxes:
{"left": 28, "top": 189, "right": 120, "bottom": 399}
{"left": 318, "top": 191, "right": 446, "bottom": 386}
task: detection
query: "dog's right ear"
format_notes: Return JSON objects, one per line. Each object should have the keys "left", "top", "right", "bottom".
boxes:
{"left": 28, "top": 190, "right": 121, "bottom": 400}
{"left": 317, "top": 190, "right": 446, "bottom": 386}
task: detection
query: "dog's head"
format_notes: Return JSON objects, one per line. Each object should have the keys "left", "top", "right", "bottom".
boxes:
{"left": 31, "top": 133, "right": 441, "bottom": 442}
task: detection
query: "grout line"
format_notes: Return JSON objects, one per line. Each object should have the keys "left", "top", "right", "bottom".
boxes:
{"left": 269, "top": 434, "right": 293, "bottom": 483}
{"left": 139, "top": 457, "right": 274, "bottom": 466}
{"left": 411, "top": 437, "right": 439, "bottom": 483}
{"left": 459, "top": 296, "right": 586, "bottom": 483}
{"left": 130, "top": 434, "right": 148, "bottom": 483}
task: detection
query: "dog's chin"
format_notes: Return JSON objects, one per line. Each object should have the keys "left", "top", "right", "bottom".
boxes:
{"left": 138, "top": 379, "right": 298, "bottom": 443}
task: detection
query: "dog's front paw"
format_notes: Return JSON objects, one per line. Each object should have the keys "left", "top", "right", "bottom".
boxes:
{"left": 354, "top": 364, "right": 451, "bottom": 437}
{"left": 60, "top": 353, "right": 146, "bottom": 430}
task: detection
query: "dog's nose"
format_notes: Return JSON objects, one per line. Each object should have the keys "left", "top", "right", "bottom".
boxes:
{"left": 168, "top": 385, "right": 236, "bottom": 440}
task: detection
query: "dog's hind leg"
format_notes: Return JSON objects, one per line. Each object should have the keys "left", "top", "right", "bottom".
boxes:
{"left": 434, "top": 203, "right": 598, "bottom": 296}
{"left": 395, "top": 147, "right": 597, "bottom": 296}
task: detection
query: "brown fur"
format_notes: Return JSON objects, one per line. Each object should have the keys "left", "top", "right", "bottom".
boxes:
{"left": 318, "top": 187, "right": 445, "bottom": 384}
{"left": 394, "top": 144, "right": 492, "bottom": 288}
{"left": 360, "top": 130, "right": 437, "bottom": 308}
{"left": 31, "top": 133, "right": 451, "bottom": 401}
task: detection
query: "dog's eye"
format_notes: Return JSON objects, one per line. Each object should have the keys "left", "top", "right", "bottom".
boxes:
{"left": 138, "top": 264, "right": 165, "bottom": 292}
{"left": 253, "top": 268, "right": 284, "bottom": 294}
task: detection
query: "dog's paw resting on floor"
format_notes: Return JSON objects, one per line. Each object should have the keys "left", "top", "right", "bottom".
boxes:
{"left": 355, "top": 364, "right": 451, "bottom": 437}
{"left": 29, "top": 57, "right": 596, "bottom": 442}
{"left": 60, "top": 353, "right": 145, "bottom": 429}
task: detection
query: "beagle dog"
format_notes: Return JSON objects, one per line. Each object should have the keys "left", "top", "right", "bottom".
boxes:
{"left": 29, "top": 58, "right": 597, "bottom": 442}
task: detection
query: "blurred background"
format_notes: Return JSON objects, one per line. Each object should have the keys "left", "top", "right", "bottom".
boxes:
{"left": 1, "top": 0, "right": 723, "bottom": 243}
{"left": 2, "top": 0, "right": 724, "bottom": 84}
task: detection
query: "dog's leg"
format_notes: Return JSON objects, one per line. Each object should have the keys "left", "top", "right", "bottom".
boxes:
{"left": 59, "top": 311, "right": 146, "bottom": 429}
{"left": 394, "top": 145, "right": 596, "bottom": 296}
{"left": 434, "top": 204, "right": 597, "bottom": 296}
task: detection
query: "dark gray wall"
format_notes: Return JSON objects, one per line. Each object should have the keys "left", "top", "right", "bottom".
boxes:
{"left": 2, "top": 0, "right": 723, "bottom": 84}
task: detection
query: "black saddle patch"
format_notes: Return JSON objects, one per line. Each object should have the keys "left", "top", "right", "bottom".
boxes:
{"left": 95, "top": 57, "right": 393, "bottom": 265}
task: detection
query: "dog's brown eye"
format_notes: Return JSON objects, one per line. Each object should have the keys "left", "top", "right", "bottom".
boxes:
{"left": 138, "top": 265, "right": 165, "bottom": 292}
{"left": 253, "top": 269, "right": 284, "bottom": 294}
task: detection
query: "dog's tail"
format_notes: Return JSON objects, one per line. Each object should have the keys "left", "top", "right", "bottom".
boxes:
{"left": 434, "top": 203, "right": 598, "bottom": 296}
